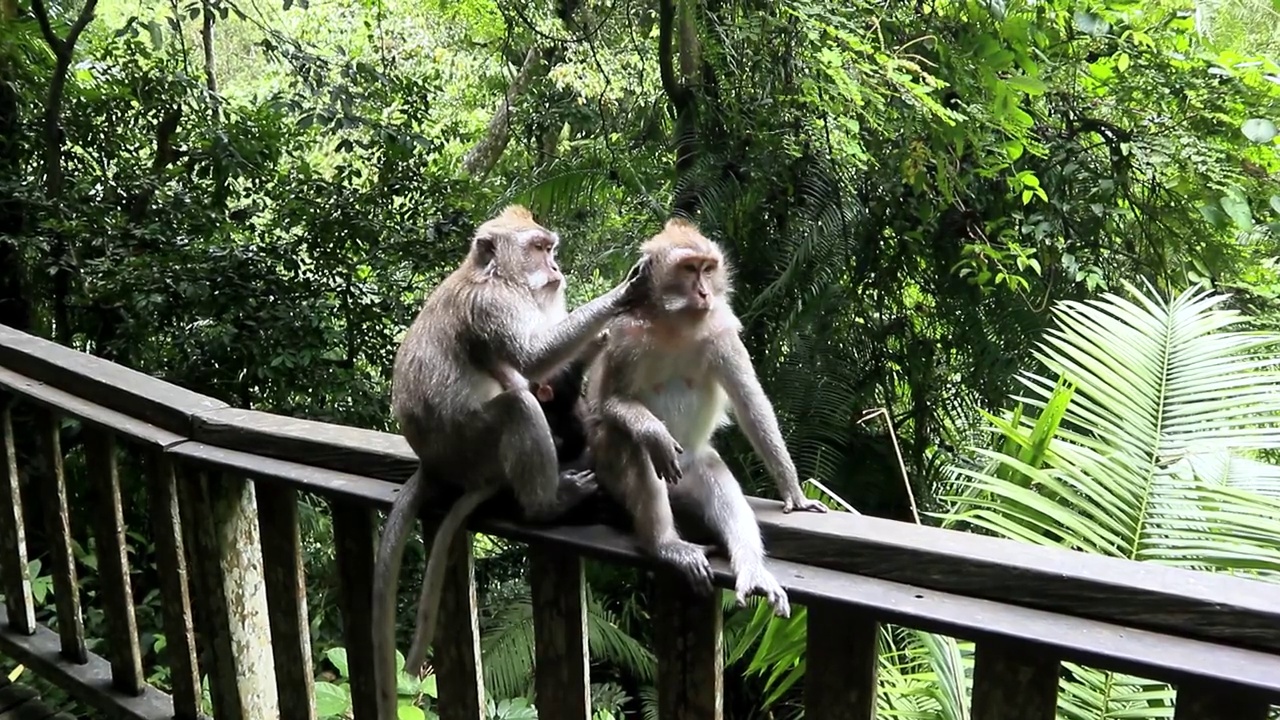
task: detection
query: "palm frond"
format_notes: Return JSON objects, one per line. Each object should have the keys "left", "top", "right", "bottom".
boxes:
{"left": 941, "top": 281, "right": 1280, "bottom": 720}
{"left": 941, "top": 282, "right": 1280, "bottom": 574}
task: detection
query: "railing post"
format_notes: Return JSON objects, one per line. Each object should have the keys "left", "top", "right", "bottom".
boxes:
{"left": 84, "top": 427, "right": 145, "bottom": 694}
{"left": 35, "top": 407, "right": 86, "bottom": 664}
{"left": 970, "top": 639, "right": 1059, "bottom": 720}
{"left": 804, "top": 600, "right": 878, "bottom": 720}
{"left": 147, "top": 451, "right": 202, "bottom": 719}
{"left": 258, "top": 484, "right": 316, "bottom": 720}
{"left": 181, "top": 468, "right": 280, "bottom": 720}
{"left": 530, "top": 547, "right": 590, "bottom": 720}
{"left": 331, "top": 502, "right": 378, "bottom": 720}
{"left": 432, "top": 522, "right": 485, "bottom": 720}
{"left": 654, "top": 571, "right": 722, "bottom": 720}
{"left": 1173, "top": 679, "right": 1272, "bottom": 720}
{"left": 0, "top": 393, "right": 34, "bottom": 636}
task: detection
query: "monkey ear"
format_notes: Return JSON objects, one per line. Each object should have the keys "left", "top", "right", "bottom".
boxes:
{"left": 472, "top": 233, "right": 498, "bottom": 264}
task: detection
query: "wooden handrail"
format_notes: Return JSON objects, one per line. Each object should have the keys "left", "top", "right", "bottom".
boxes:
{"left": 0, "top": 324, "right": 1277, "bottom": 720}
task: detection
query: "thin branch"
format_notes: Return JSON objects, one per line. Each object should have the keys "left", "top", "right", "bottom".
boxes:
{"left": 858, "top": 407, "right": 921, "bottom": 524}
{"left": 63, "top": 0, "right": 99, "bottom": 52}
{"left": 28, "top": 0, "right": 64, "bottom": 53}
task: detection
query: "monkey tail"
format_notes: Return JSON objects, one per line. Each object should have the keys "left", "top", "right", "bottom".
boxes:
{"left": 404, "top": 484, "right": 501, "bottom": 675}
{"left": 372, "top": 467, "right": 428, "bottom": 720}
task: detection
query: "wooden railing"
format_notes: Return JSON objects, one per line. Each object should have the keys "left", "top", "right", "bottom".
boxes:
{"left": 0, "top": 322, "right": 1278, "bottom": 720}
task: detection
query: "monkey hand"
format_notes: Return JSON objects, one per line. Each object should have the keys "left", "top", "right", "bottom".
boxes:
{"left": 643, "top": 430, "right": 684, "bottom": 484}
{"left": 616, "top": 255, "right": 653, "bottom": 311}
{"left": 734, "top": 565, "right": 790, "bottom": 618}
{"left": 782, "top": 491, "right": 828, "bottom": 514}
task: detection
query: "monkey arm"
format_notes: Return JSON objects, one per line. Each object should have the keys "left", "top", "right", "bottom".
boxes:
{"left": 522, "top": 289, "right": 629, "bottom": 379}
{"left": 601, "top": 396, "right": 668, "bottom": 443}
{"left": 712, "top": 333, "right": 806, "bottom": 500}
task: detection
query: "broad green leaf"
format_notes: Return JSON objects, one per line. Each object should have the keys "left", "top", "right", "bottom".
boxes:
{"left": 1220, "top": 189, "right": 1253, "bottom": 231}
{"left": 324, "top": 648, "right": 349, "bottom": 679}
{"left": 1006, "top": 75, "right": 1047, "bottom": 95}
{"left": 1241, "top": 118, "right": 1278, "bottom": 143}
{"left": 1073, "top": 11, "right": 1110, "bottom": 36}
{"left": 313, "top": 681, "right": 349, "bottom": 717}
{"left": 397, "top": 705, "right": 426, "bottom": 720}
{"left": 1271, "top": 196, "right": 1280, "bottom": 215}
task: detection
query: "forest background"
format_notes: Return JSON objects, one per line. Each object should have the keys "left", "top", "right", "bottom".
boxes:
{"left": 2, "top": 0, "right": 1280, "bottom": 717}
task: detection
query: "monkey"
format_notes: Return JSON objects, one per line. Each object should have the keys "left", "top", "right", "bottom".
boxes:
{"left": 584, "top": 217, "right": 827, "bottom": 619}
{"left": 374, "top": 205, "right": 649, "bottom": 718}
{"left": 488, "top": 329, "right": 609, "bottom": 469}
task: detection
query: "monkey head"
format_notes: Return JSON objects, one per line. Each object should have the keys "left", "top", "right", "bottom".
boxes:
{"left": 469, "top": 204, "right": 566, "bottom": 311}
{"left": 639, "top": 217, "right": 732, "bottom": 316}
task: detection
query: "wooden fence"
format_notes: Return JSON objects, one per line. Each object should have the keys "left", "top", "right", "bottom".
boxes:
{"left": 0, "top": 324, "right": 1277, "bottom": 720}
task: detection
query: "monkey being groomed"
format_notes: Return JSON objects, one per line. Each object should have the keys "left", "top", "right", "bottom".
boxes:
{"left": 373, "top": 205, "right": 649, "bottom": 719}
{"left": 584, "top": 217, "right": 829, "bottom": 618}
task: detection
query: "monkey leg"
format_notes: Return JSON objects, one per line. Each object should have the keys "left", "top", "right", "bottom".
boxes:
{"left": 485, "top": 388, "right": 597, "bottom": 522}
{"left": 672, "top": 449, "right": 791, "bottom": 617}
{"left": 598, "top": 437, "right": 714, "bottom": 593}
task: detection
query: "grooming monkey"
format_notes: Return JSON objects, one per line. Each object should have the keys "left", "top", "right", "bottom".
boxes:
{"left": 585, "top": 218, "right": 826, "bottom": 618}
{"left": 490, "top": 329, "right": 609, "bottom": 469}
{"left": 375, "top": 205, "right": 649, "bottom": 718}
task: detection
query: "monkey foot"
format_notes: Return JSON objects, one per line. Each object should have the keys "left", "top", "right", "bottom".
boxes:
{"left": 554, "top": 468, "right": 598, "bottom": 508}
{"left": 656, "top": 539, "right": 715, "bottom": 595}
{"left": 735, "top": 565, "right": 790, "bottom": 618}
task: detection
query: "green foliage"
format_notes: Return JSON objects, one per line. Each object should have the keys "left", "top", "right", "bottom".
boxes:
{"left": 3, "top": 0, "right": 1280, "bottom": 715}
{"left": 942, "top": 282, "right": 1280, "bottom": 716}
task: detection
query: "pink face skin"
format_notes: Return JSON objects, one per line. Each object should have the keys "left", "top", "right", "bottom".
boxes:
{"left": 661, "top": 248, "right": 719, "bottom": 314}
{"left": 521, "top": 229, "right": 563, "bottom": 292}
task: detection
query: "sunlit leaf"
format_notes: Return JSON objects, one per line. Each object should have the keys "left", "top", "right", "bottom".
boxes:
{"left": 1242, "top": 118, "right": 1278, "bottom": 143}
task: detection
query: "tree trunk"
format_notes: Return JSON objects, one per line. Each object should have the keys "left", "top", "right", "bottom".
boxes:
{"left": 460, "top": 47, "right": 549, "bottom": 178}
{"left": 30, "top": 0, "right": 100, "bottom": 345}
{"left": 201, "top": 0, "right": 220, "bottom": 122}
{"left": 0, "top": 1, "right": 28, "bottom": 331}
{"left": 659, "top": 0, "right": 701, "bottom": 215}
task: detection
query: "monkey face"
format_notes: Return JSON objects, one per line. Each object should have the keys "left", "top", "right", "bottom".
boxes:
{"left": 654, "top": 248, "right": 721, "bottom": 315}
{"left": 516, "top": 227, "right": 564, "bottom": 294}
{"left": 638, "top": 218, "right": 732, "bottom": 319}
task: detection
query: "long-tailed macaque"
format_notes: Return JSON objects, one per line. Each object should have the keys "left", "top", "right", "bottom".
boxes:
{"left": 585, "top": 218, "right": 826, "bottom": 617}
{"left": 394, "top": 333, "right": 607, "bottom": 672}
{"left": 374, "top": 205, "right": 648, "bottom": 718}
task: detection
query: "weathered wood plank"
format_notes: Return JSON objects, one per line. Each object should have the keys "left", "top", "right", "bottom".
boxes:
{"left": 0, "top": 394, "right": 34, "bottom": 635}
{"left": 1173, "top": 680, "right": 1273, "bottom": 720}
{"left": 0, "top": 326, "right": 227, "bottom": 436}
{"left": 83, "top": 428, "right": 144, "bottom": 694}
{"left": 168, "top": 440, "right": 398, "bottom": 509}
{"left": 33, "top": 407, "right": 85, "bottom": 663}
{"left": 969, "top": 639, "right": 1060, "bottom": 720}
{"left": 0, "top": 682, "right": 39, "bottom": 711}
{"left": 529, "top": 547, "right": 589, "bottom": 720}
{"left": 654, "top": 572, "right": 722, "bottom": 720}
{"left": 0, "top": 367, "right": 183, "bottom": 449}
{"left": 0, "top": 605, "right": 181, "bottom": 720}
{"left": 257, "top": 484, "right": 315, "bottom": 720}
{"left": 160, "top": 428, "right": 1280, "bottom": 700}
{"left": 146, "top": 451, "right": 201, "bottom": 719}
{"left": 803, "top": 600, "right": 877, "bottom": 720}
{"left": 487, "top": 522, "right": 1280, "bottom": 697}
{"left": 180, "top": 470, "right": 280, "bottom": 720}
{"left": 193, "top": 409, "right": 415, "bottom": 482}
{"left": 331, "top": 503, "right": 378, "bottom": 720}
{"left": 749, "top": 497, "right": 1280, "bottom": 654}
{"left": 153, "top": 428, "right": 1280, "bottom": 700}
{"left": 432, "top": 520, "right": 484, "bottom": 720}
